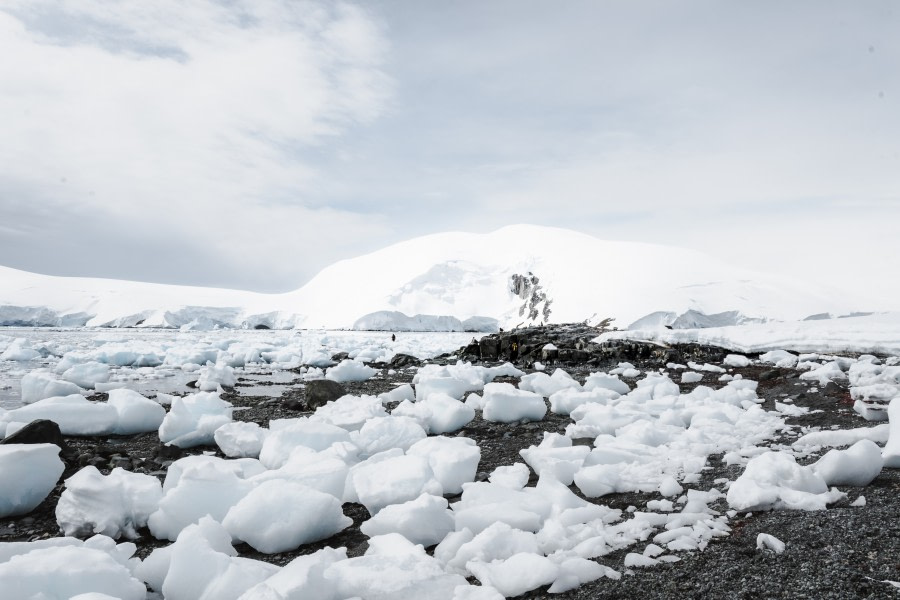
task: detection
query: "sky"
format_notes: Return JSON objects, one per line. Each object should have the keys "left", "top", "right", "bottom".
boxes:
{"left": 1, "top": 0, "right": 898, "bottom": 307}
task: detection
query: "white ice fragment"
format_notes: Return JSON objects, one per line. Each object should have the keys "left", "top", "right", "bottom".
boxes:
{"left": 467, "top": 552, "right": 559, "bottom": 597}
{"left": 482, "top": 382, "right": 547, "bottom": 423}
{"left": 0, "top": 443, "right": 64, "bottom": 517}
{"left": 326, "top": 359, "right": 377, "bottom": 383}
{"left": 56, "top": 466, "right": 162, "bottom": 539}
{"left": 223, "top": 481, "right": 351, "bottom": 553}
{"left": 214, "top": 421, "right": 268, "bottom": 458}
{"left": 756, "top": 533, "right": 785, "bottom": 554}
{"left": 812, "top": 439, "right": 883, "bottom": 486}
{"left": 360, "top": 493, "right": 454, "bottom": 547}
{"left": 158, "top": 391, "right": 233, "bottom": 448}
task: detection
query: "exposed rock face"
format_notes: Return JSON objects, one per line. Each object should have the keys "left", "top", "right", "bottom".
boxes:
{"left": 304, "top": 379, "right": 346, "bottom": 410}
{"left": 458, "top": 322, "right": 729, "bottom": 367}
{"left": 509, "top": 272, "right": 552, "bottom": 323}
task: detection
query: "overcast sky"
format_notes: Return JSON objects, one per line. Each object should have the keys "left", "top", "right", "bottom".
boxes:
{"left": 1, "top": 1, "right": 898, "bottom": 306}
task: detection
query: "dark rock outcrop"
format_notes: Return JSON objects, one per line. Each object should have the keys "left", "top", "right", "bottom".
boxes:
{"left": 0, "top": 419, "right": 75, "bottom": 459}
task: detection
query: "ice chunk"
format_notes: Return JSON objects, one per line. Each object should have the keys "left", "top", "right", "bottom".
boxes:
{"left": 881, "top": 397, "right": 900, "bottom": 468}
{"left": 236, "top": 547, "right": 347, "bottom": 600}
{"left": 414, "top": 392, "right": 476, "bottom": 434}
{"left": 21, "top": 371, "right": 83, "bottom": 404}
{"left": 350, "top": 454, "right": 443, "bottom": 515}
{"left": 488, "top": 463, "right": 530, "bottom": 490}
{"left": 482, "top": 382, "right": 547, "bottom": 423}
{"left": 0, "top": 338, "right": 41, "bottom": 361}
{"left": 197, "top": 362, "right": 236, "bottom": 391}
{"left": 812, "top": 439, "right": 883, "bottom": 486}
{"left": 548, "top": 387, "right": 619, "bottom": 416}
{"left": 681, "top": 371, "right": 703, "bottom": 384}
{"left": 723, "top": 354, "right": 751, "bottom": 368}
{"left": 0, "top": 443, "right": 64, "bottom": 517}
{"left": 107, "top": 388, "right": 166, "bottom": 434}
{"left": 758, "top": 350, "right": 798, "bottom": 368}
{"left": 0, "top": 544, "right": 146, "bottom": 600}
{"left": 258, "top": 419, "right": 352, "bottom": 469}
{"left": 519, "top": 369, "right": 582, "bottom": 398}
{"left": 311, "top": 394, "right": 387, "bottom": 431}
{"left": 56, "top": 466, "right": 162, "bottom": 539}
{"left": 407, "top": 436, "right": 481, "bottom": 494}
{"left": 360, "top": 493, "right": 454, "bottom": 547}
{"left": 467, "top": 552, "right": 559, "bottom": 597}
{"left": 214, "top": 421, "right": 269, "bottom": 459}
{"left": 158, "top": 391, "right": 233, "bottom": 448}
{"left": 325, "top": 533, "right": 468, "bottom": 599}
{"left": 223, "top": 481, "right": 351, "bottom": 553}
{"left": 519, "top": 433, "right": 590, "bottom": 485}
{"left": 727, "top": 452, "right": 845, "bottom": 511}
{"left": 159, "top": 517, "right": 279, "bottom": 600}
{"left": 148, "top": 460, "right": 254, "bottom": 541}
{"left": 583, "top": 372, "right": 630, "bottom": 395}
{"left": 756, "top": 533, "right": 785, "bottom": 554}
{"left": 326, "top": 359, "right": 377, "bottom": 383}
{"left": 62, "top": 361, "right": 111, "bottom": 389}
{"left": 351, "top": 416, "right": 427, "bottom": 457}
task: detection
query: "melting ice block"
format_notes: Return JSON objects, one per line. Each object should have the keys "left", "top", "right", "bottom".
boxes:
{"left": 0, "top": 443, "right": 64, "bottom": 517}
{"left": 482, "top": 382, "right": 547, "bottom": 423}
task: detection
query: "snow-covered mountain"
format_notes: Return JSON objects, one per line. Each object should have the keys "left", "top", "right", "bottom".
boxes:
{"left": 0, "top": 225, "right": 861, "bottom": 330}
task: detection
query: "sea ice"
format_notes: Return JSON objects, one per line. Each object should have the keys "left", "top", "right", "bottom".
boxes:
{"left": 21, "top": 371, "right": 83, "bottom": 404}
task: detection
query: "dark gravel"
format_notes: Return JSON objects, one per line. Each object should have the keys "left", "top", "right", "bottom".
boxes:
{"left": 2, "top": 341, "right": 898, "bottom": 598}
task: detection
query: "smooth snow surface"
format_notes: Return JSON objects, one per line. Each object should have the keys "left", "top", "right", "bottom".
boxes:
{"left": 0, "top": 225, "right": 865, "bottom": 329}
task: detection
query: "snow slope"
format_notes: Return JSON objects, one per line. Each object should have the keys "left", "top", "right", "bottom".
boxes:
{"left": 0, "top": 225, "right": 862, "bottom": 329}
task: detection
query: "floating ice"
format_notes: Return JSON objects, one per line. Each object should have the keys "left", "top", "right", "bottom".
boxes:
{"left": 197, "top": 362, "right": 236, "bottom": 391}
{"left": 158, "top": 391, "right": 233, "bottom": 448}
{"left": 61, "top": 361, "right": 110, "bottom": 389}
{"left": 0, "top": 338, "right": 41, "bottom": 361}
{"left": 0, "top": 443, "right": 64, "bottom": 517}
{"left": 21, "top": 371, "right": 83, "bottom": 404}
{"left": 56, "top": 466, "right": 162, "bottom": 539}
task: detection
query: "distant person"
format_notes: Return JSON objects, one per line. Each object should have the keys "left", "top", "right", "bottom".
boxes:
{"left": 391, "top": 333, "right": 396, "bottom": 342}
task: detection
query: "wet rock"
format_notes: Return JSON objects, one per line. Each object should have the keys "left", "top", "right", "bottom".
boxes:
{"left": 0, "top": 419, "right": 75, "bottom": 459}
{"left": 331, "top": 352, "right": 350, "bottom": 362}
{"left": 157, "top": 443, "right": 185, "bottom": 461}
{"left": 305, "top": 379, "right": 346, "bottom": 410}
{"left": 390, "top": 353, "right": 421, "bottom": 368}
{"left": 759, "top": 369, "right": 782, "bottom": 381}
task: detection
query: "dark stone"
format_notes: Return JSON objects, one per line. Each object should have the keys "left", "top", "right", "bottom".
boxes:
{"left": 305, "top": 379, "right": 346, "bottom": 409}
{"left": 390, "top": 354, "right": 422, "bottom": 368}
{"left": 0, "top": 419, "right": 75, "bottom": 458}
{"left": 331, "top": 352, "right": 350, "bottom": 362}
{"left": 479, "top": 337, "right": 500, "bottom": 360}
{"left": 157, "top": 443, "right": 185, "bottom": 461}
{"left": 283, "top": 396, "right": 307, "bottom": 411}
{"left": 823, "top": 381, "right": 843, "bottom": 395}
{"left": 759, "top": 369, "right": 781, "bottom": 381}
{"left": 186, "top": 380, "right": 198, "bottom": 389}
{"left": 253, "top": 324, "right": 271, "bottom": 330}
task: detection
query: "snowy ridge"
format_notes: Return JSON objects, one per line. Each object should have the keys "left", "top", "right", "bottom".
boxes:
{"left": 0, "top": 225, "right": 862, "bottom": 330}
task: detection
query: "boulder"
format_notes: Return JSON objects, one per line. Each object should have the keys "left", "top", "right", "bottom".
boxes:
{"left": 305, "top": 379, "right": 346, "bottom": 409}
{"left": 0, "top": 419, "right": 74, "bottom": 459}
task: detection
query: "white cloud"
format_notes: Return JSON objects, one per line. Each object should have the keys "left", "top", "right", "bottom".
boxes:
{"left": 0, "top": 1, "right": 391, "bottom": 289}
